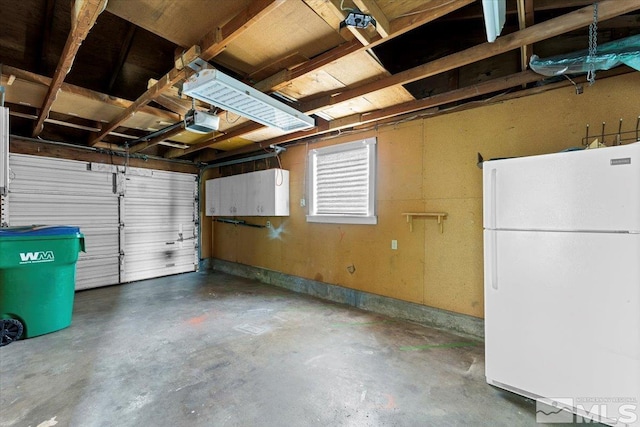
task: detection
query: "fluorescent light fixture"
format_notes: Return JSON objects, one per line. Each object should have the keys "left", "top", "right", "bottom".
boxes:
{"left": 482, "top": 0, "right": 506, "bottom": 43}
{"left": 183, "top": 69, "right": 315, "bottom": 132}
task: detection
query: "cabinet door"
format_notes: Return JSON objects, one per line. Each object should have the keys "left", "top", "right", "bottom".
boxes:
{"left": 272, "top": 169, "right": 289, "bottom": 216}
{"left": 250, "top": 170, "right": 271, "bottom": 215}
{"left": 205, "top": 179, "right": 220, "bottom": 216}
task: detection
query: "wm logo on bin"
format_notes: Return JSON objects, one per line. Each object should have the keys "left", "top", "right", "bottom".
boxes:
{"left": 19, "top": 251, "right": 55, "bottom": 264}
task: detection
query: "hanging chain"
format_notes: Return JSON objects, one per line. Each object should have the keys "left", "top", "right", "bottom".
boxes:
{"left": 587, "top": 2, "right": 599, "bottom": 86}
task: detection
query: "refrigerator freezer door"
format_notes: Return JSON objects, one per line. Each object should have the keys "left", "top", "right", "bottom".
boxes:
{"left": 484, "top": 229, "right": 640, "bottom": 425}
{"left": 483, "top": 143, "right": 640, "bottom": 232}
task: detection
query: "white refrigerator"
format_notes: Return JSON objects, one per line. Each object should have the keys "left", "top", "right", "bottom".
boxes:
{"left": 483, "top": 143, "right": 640, "bottom": 426}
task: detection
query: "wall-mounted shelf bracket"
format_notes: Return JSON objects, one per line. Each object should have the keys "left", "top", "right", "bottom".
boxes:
{"left": 402, "top": 212, "right": 448, "bottom": 233}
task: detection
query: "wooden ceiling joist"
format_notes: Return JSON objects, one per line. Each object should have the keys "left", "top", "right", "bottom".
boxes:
{"left": 88, "top": 64, "right": 189, "bottom": 146}
{"left": 165, "top": 122, "right": 265, "bottom": 159}
{"left": 254, "top": 40, "right": 363, "bottom": 92}
{"left": 32, "top": 0, "right": 107, "bottom": 137}
{"left": 89, "top": 0, "right": 287, "bottom": 147}
{"left": 2, "top": 65, "right": 179, "bottom": 127}
{"left": 255, "top": 0, "right": 474, "bottom": 92}
{"left": 167, "top": 0, "right": 640, "bottom": 159}
{"left": 299, "top": 0, "right": 640, "bottom": 113}
{"left": 129, "top": 124, "right": 187, "bottom": 154}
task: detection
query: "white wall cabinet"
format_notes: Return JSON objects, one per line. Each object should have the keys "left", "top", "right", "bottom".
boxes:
{"left": 206, "top": 168, "right": 289, "bottom": 217}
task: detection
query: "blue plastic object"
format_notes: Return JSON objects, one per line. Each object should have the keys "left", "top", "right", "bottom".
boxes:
{"left": 530, "top": 34, "right": 640, "bottom": 76}
{"left": 0, "top": 225, "right": 81, "bottom": 237}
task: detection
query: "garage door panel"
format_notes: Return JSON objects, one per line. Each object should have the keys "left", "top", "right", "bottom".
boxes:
{"left": 75, "top": 257, "right": 120, "bottom": 290}
{"left": 7, "top": 154, "right": 120, "bottom": 290}
{"left": 122, "top": 170, "right": 198, "bottom": 283}
{"left": 8, "top": 155, "right": 115, "bottom": 196}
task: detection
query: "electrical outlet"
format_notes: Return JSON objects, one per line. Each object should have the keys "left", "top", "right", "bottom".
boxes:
{"left": 391, "top": 240, "right": 398, "bottom": 250}
{"left": 300, "top": 198, "right": 306, "bottom": 207}
{"left": 266, "top": 221, "right": 271, "bottom": 228}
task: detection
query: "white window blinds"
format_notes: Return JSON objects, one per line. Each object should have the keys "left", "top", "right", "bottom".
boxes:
{"left": 307, "top": 137, "right": 377, "bottom": 225}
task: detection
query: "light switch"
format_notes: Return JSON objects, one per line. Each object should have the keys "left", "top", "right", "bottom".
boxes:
{"left": 391, "top": 240, "right": 398, "bottom": 250}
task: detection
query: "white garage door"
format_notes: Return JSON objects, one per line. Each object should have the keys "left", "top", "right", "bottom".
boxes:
{"left": 4, "top": 154, "right": 120, "bottom": 290}
{"left": 121, "top": 167, "right": 198, "bottom": 283}
{"left": 3, "top": 154, "right": 198, "bottom": 289}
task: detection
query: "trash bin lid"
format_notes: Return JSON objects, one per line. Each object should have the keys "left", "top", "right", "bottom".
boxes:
{"left": 0, "top": 225, "right": 81, "bottom": 237}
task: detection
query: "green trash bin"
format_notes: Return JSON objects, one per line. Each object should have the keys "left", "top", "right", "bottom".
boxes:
{"left": 0, "top": 225, "right": 85, "bottom": 346}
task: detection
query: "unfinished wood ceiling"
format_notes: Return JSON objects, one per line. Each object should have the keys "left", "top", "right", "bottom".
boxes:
{"left": 1, "top": 0, "right": 639, "bottom": 163}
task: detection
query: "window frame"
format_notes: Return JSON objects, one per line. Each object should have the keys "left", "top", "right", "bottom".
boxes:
{"left": 306, "top": 137, "right": 377, "bottom": 225}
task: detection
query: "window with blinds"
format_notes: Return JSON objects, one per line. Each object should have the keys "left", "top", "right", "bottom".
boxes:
{"left": 307, "top": 137, "right": 377, "bottom": 224}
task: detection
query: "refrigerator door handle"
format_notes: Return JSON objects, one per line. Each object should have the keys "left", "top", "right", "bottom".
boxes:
{"left": 490, "top": 231, "right": 498, "bottom": 290}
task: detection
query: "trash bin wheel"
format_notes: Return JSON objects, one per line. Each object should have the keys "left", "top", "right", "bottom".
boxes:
{"left": 0, "top": 319, "right": 24, "bottom": 346}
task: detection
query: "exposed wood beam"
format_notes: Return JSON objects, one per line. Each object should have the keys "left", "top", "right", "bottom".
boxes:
{"left": 89, "top": 67, "right": 189, "bottom": 145}
{"left": 129, "top": 125, "right": 187, "bottom": 154}
{"left": 194, "top": 119, "right": 332, "bottom": 162}
{"left": 352, "top": 0, "right": 390, "bottom": 38}
{"left": 32, "top": 0, "right": 107, "bottom": 137}
{"left": 165, "top": 122, "right": 264, "bottom": 159}
{"left": 254, "top": 40, "right": 362, "bottom": 92}
{"left": 299, "top": 0, "right": 640, "bottom": 113}
{"left": 9, "top": 109, "right": 140, "bottom": 141}
{"left": 89, "top": 0, "right": 286, "bottom": 146}
{"left": 106, "top": 23, "right": 137, "bottom": 93}
{"left": 147, "top": 78, "right": 192, "bottom": 116}
{"left": 2, "top": 65, "right": 178, "bottom": 121}
{"left": 255, "top": 0, "right": 473, "bottom": 93}
{"left": 517, "top": 0, "right": 536, "bottom": 72}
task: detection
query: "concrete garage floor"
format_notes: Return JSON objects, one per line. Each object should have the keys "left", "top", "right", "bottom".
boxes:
{"left": 1, "top": 271, "right": 584, "bottom": 426}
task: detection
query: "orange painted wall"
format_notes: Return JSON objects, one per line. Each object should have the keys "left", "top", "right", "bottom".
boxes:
{"left": 206, "top": 72, "right": 640, "bottom": 318}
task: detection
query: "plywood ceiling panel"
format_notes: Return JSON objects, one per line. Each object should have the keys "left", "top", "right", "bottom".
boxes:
{"left": 279, "top": 50, "right": 414, "bottom": 102}
{"left": 242, "top": 126, "right": 289, "bottom": 142}
{"left": 106, "top": 0, "right": 251, "bottom": 47}
{"left": 319, "top": 86, "right": 415, "bottom": 119}
{"left": 215, "top": 0, "right": 345, "bottom": 74}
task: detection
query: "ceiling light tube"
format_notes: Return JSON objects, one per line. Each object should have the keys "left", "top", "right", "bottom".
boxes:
{"left": 183, "top": 69, "right": 315, "bottom": 132}
{"left": 482, "top": 0, "right": 506, "bottom": 43}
